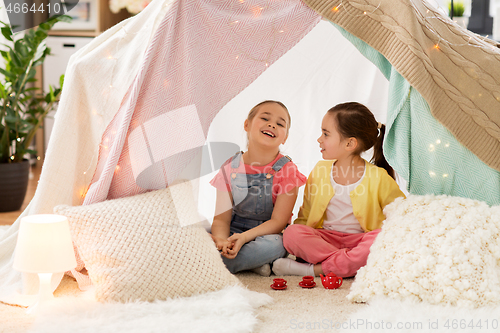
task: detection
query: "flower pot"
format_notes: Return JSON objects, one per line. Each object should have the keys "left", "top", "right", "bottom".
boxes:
{"left": 0, "top": 160, "right": 30, "bottom": 212}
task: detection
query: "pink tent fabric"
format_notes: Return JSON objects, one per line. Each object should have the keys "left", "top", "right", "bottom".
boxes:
{"left": 71, "top": 0, "right": 321, "bottom": 288}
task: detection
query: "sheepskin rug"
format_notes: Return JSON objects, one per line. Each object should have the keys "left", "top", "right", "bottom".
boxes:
{"left": 348, "top": 195, "right": 500, "bottom": 308}
{"left": 27, "top": 285, "right": 272, "bottom": 333}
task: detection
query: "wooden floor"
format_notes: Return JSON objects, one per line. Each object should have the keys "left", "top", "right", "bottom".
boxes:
{"left": 0, "top": 164, "right": 42, "bottom": 226}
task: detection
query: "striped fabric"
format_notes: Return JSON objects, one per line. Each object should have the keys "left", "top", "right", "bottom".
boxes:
{"left": 70, "top": 0, "right": 320, "bottom": 288}
{"left": 335, "top": 24, "right": 500, "bottom": 206}
{"left": 84, "top": 0, "right": 321, "bottom": 205}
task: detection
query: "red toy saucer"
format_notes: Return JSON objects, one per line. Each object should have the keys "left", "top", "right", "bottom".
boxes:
{"left": 299, "top": 281, "right": 316, "bottom": 288}
{"left": 270, "top": 284, "right": 288, "bottom": 290}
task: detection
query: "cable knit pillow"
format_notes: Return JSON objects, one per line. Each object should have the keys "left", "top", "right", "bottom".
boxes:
{"left": 348, "top": 194, "right": 500, "bottom": 308}
{"left": 54, "top": 182, "right": 239, "bottom": 302}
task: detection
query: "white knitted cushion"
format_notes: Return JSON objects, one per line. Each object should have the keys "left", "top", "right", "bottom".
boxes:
{"left": 54, "top": 182, "right": 239, "bottom": 302}
{"left": 348, "top": 195, "right": 500, "bottom": 308}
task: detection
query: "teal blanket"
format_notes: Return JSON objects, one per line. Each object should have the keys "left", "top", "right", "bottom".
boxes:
{"left": 334, "top": 24, "right": 500, "bottom": 206}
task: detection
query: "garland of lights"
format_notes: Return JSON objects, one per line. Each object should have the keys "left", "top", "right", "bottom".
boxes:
{"left": 227, "top": 0, "right": 282, "bottom": 67}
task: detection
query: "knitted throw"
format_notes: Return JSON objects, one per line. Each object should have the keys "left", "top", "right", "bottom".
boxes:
{"left": 348, "top": 195, "right": 500, "bottom": 308}
{"left": 54, "top": 182, "right": 239, "bottom": 302}
{"left": 303, "top": 0, "right": 500, "bottom": 172}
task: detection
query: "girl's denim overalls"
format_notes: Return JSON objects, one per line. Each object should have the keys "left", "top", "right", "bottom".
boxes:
{"left": 222, "top": 152, "right": 288, "bottom": 273}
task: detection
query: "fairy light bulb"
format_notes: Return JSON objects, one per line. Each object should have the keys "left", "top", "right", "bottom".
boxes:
{"left": 332, "top": 6, "right": 339, "bottom": 12}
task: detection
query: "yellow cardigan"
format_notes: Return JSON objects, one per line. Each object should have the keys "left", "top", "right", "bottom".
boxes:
{"left": 294, "top": 160, "right": 405, "bottom": 232}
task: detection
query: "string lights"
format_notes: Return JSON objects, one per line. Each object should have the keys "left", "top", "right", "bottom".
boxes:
{"left": 409, "top": 0, "right": 500, "bottom": 53}
{"left": 327, "top": 0, "right": 500, "bottom": 55}
{"left": 328, "top": 0, "right": 380, "bottom": 18}
{"left": 228, "top": 0, "right": 281, "bottom": 67}
{"left": 426, "top": 138, "right": 452, "bottom": 179}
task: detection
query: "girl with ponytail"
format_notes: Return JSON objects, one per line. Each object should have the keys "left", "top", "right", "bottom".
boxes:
{"left": 272, "top": 102, "right": 405, "bottom": 278}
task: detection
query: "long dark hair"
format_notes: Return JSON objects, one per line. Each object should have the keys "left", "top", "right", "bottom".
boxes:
{"left": 327, "top": 102, "right": 395, "bottom": 179}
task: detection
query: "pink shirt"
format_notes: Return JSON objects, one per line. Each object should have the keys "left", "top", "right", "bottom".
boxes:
{"left": 210, "top": 153, "right": 306, "bottom": 204}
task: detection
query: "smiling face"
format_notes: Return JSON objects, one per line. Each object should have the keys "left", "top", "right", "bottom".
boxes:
{"left": 244, "top": 102, "right": 289, "bottom": 149}
{"left": 317, "top": 113, "right": 351, "bottom": 160}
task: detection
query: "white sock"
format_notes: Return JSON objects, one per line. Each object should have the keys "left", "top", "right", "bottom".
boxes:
{"left": 251, "top": 264, "right": 271, "bottom": 277}
{"left": 272, "top": 258, "right": 314, "bottom": 276}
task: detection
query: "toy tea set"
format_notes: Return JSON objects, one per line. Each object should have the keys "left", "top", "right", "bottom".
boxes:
{"left": 270, "top": 273, "right": 343, "bottom": 290}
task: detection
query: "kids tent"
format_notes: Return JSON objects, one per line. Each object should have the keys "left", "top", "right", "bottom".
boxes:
{"left": 1, "top": 0, "right": 500, "bottom": 302}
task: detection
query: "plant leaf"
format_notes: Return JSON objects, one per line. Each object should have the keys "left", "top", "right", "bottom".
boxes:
{"left": 35, "top": 29, "right": 48, "bottom": 41}
{"left": 0, "top": 68, "right": 15, "bottom": 80}
{"left": 0, "top": 50, "right": 9, "bottom": 60}
{"left": 14, "top": 40, "right": 28, "bottom": 57}
{"left": 33, "top": 41, "right": 47, "bottom": 62}
{"left": 0, "top": 82, "right": 6, "bottom": 99}
{"left": 1, "top": 26, "right": 12, "bottom": 42}
{"left": 9, "top": 49, "right": 22, "bottom": 68}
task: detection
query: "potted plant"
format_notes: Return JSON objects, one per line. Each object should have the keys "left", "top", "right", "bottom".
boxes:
{"left": 0, "top": 15, "right": 70, "bottom": 212}
{"left": 449, "top": 1, "right": 469, "bottom": 29}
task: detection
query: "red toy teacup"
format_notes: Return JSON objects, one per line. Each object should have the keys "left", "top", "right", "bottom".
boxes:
{"left": 320, "top": 273, "right": 343, "bottom": 289}
{"left": 301, "top": 275, "right": 315, "bottom": 287}
{"left": 271, "top": 278, "right": 287, "bottom": 290}
{"left": 298, "top": 275, "right": 316, "bottom": 288}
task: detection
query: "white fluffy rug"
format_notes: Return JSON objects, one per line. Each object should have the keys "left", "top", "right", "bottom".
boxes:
{"left": 341, "top": 297, "right": 500, "bottom": 333}
{"left": 348, "top": 195, "right": 500, "bottom": 308}
{"left": 27, "top": 285, "right": 272, "bottom": 333}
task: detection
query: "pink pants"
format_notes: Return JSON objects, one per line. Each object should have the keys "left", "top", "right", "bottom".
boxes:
{"left": 283, "top": 224, "right": 381, "bottom": 277}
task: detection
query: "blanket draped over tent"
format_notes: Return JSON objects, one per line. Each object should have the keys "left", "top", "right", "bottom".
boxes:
{"left": 1, "top": 0, "right": 500, "bottom": 302}
{"left": 335, "top": 26, "right": 500, "bottom": 206}
{"left": 304, "top": 0, "right": 500, "bottom": 173}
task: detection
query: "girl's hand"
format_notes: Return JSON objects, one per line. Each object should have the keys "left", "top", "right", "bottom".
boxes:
{"left": 224, "top": 233, "right": 248, "bottom": 259}
{"left": 211, "top": 235, "right": 233, "bottom": 255}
